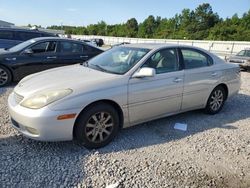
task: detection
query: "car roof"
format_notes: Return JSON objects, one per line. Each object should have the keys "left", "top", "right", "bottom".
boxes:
{"left": 30, "top": 37, "right": 84, "bottom": 42}
{"left": 0, "top": 27, "right": 55, "bottom": 35}
{"left": 29, "top": 37, "right": 104, "bottom": 51}
{"left": 124, "top": 43, "right": 205, "bottom": 51}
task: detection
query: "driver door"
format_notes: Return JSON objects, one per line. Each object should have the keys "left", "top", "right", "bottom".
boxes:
{"left": 15, "top": 41, "right": 59, "bottom": 79}
{"left": 128, "top": 48, "right": 184, "bottom": 124}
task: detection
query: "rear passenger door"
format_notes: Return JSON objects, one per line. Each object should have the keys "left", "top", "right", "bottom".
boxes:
{"left": 57, "top": 41, "right": 89, "bottom": 65}
{"left": 83, "top": 44, "right": 103, "bottom": 59}
{"left": 180, "top": 48, "right": 219, "bottom": 110}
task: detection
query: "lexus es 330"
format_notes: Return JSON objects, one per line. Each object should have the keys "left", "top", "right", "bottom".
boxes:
{"left": 8, "top": 44, "right": 240, "bottom": 148}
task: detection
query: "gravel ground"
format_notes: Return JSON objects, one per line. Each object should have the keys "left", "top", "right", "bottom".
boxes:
{"left": 0, "top": 72, "right": 250, "bottom": 188}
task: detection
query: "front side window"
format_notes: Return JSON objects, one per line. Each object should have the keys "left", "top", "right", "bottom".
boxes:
{"left": 142, "top": 48, "right": 179, "bottom": 74}
{"left": 60, "top": 42, "right": 83, "bottom": 53}
{"left": 181, "top": 49, "right": 212, "bottom": 69}
{"left": 30, "top": 41, "right": 56, "bottom": 54}
{"left": 87, "top": 46, "right": 150, "bottom": 74}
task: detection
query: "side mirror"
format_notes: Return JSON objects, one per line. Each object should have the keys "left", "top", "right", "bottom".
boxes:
{"left": 23, "top": 48, "right": 33, "bottom": 55}
{"left": 132, "top": 67, "right": 155, "bottom": 78}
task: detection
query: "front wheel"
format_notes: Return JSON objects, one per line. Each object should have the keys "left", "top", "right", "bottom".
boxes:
{"left": 205, "top": 86, "right": 226, "bottom": 115}
{"left": 74, "top": 103, "right": 120, "bottom": 149}
{"left": 0, "top": 66, "right": 12, "bottom": 87}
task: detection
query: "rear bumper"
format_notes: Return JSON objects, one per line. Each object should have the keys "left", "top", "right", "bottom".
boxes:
{"left": 8, "top": 92, "right": 79, "bottom": 141}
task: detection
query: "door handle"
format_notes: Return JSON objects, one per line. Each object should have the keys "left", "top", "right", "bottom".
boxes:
{"left": 173, "top": 78, "right": 182, "bottom": 83}
{"left": 211, "top": 72, "right": 217, "bottom": 77}
{"left": 47, "top": 56, "right": 57, "bottom": 59}
{"left": 80, "top": 55, "right": 88, "bottom": 58}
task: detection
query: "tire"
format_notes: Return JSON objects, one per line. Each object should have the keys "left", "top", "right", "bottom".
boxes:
{"left": 74, "top": 103, "right": 120, "bottom": 149}
{"left": 0, "top": 65, "right": 12, "bottom": 87}
{"left": 205, "top": 86, "right": 226, "bottom": 115}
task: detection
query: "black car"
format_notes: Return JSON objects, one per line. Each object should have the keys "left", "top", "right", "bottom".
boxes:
{"left": 0, "top": 27, "right": 57, "bottom": 49}
{"left": 0, "top": 37, "right": 103, "bottom": 86}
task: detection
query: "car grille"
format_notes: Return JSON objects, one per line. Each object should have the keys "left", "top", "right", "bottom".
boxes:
{"left": 14, "top": 92, "right": 24, "bottom": 104}
{"left": 229, "top": 60, "right": 244, "bottom": 64}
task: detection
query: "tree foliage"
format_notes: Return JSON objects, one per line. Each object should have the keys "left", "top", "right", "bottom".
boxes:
{"left": 47, "top": 3, "right": 250, "bottom": 41}
{"left": 126, "top": 18, "right": 138, "bottom": 37}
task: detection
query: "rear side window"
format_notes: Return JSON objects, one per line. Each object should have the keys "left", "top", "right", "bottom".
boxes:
{"left": 83, "top": 44, "right": 101, "bottom": 53}
{"left": 16, "top": 32, "right": 41, "bottom": 41}
{"left": 0, "top": 30, "right": 14, "bottom": 40}
{"left": 60, "top": 42, "right": 83, "bottom": 53}
{"left": 181, "top": 49, "right": 212, "bottom": 69}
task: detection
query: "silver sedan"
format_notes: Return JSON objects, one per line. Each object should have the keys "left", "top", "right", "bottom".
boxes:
{"left": 8, "top": 44, "right": 240, "bottom": 148}
{"left": 227, "top": 48, "right": 250, "bottom": 70}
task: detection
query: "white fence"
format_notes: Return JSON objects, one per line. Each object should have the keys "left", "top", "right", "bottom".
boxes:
{"left": 72, "top": 35, "right": 250, "bottom": 58}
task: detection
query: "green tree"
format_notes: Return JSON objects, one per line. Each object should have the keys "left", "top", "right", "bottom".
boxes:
{"left": 46, "top": 4, "right": 250, "bottom": 41}
{"left": 192, "top": 3, "right": 220, "bottom": 39}
{"left": 138, "top": 15, "right": 158, "bottom": 38}
{"left": 126, "top": 18, "right": 138, "bottom": 37}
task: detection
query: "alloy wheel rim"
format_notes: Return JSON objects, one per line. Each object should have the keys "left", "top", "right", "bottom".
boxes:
{"left": 0, "top": 68, "right": 8, "bottom": 86}
{"left": 85, "top": 112, "right": 114, "bottom": 143}
{"left": 210, "top": 90, "right": 223, "bottom": 111}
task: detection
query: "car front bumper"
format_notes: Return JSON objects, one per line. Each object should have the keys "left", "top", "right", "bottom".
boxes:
{"left": 239, "top": 64, "right": 250, "bottom": 70}
{"left": 8, "top": 92, "right": 79, "bottom": 141}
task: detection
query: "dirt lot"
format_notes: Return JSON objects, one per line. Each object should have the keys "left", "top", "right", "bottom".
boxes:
{"left": 0, "top": 72, "right": 250, "bottom": 188}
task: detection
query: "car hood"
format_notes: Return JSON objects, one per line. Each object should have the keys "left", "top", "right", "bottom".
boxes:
{"left": 228, "top": 55, "right": 250, "bottom": 61}
{"left": 0, "top": 49, "right": 16, "bottom": 55}
{"left": 14, "top": 64, "right": 123, "bottom": 97}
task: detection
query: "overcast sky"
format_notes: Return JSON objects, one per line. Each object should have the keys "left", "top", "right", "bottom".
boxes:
{"left": 0, "top": 0, "right": 249, "bottom": 27}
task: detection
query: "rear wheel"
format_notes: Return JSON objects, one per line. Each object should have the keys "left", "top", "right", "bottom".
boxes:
{"left": 205, "top": 86, "right": 226, "bottom": 114}
{"left": 74, "top": 103, "right": 119, "bottom": 149}
{"left": 0, "top": 66, "right": 12, "bottom": 87}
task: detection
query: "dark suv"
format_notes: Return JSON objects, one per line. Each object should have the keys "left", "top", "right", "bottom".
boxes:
{"left": 0, "top": 28, "right": 57, "bottom": 49}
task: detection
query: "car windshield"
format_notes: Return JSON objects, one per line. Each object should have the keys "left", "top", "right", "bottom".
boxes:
{"left": 246, "top": 50, "right": 250, "bottom": 57}
{"left": 87, "top": 46, "right": 150, "bottom": 74}
{"left": 236, "top": 50, "right": 245, "bottom": 56}
{"left": 8, "top": 39, "right": 37, "bottom": 52}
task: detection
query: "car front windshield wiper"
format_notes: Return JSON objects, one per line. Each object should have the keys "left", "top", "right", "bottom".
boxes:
{"left": 81, "top": 61, "right": 89, "bottom": 67}
{"left": 90, "top": 64, "right": 111, "bottom": 73}
{"left": 87, "top": 63, "right": 122, "bottom": 75}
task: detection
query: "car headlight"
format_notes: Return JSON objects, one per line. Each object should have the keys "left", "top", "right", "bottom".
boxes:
{"left": 20, "top": 89, "right": 72, "bottom": 109}
{"left": 244, "top": 60, "right": 250, "bottom": 65}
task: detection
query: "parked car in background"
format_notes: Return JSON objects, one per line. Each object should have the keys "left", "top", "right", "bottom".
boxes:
{"left": 0, "top": 37, "right": 103, "bottom": 86}
{"left": 90, "top": 38, "right": 104, "bottom": 47}
{"left": 80, "top": 39, "right": 97, "bottom": 47}
{"left": 8, "top": 44, "right": 240, "bottom": 148}
{"left": 0, "top": 27, "right": 57, "bottom": 49}
{"left": 112, "top": 42, "right": 130, "bottom": 48}
{"left": 227, "top": 48, "right": 250, "bottom": 70}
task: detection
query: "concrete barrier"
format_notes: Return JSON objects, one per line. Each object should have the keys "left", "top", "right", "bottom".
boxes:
{"left": 72, "top": 35, "right": 250, "bottom": 59}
